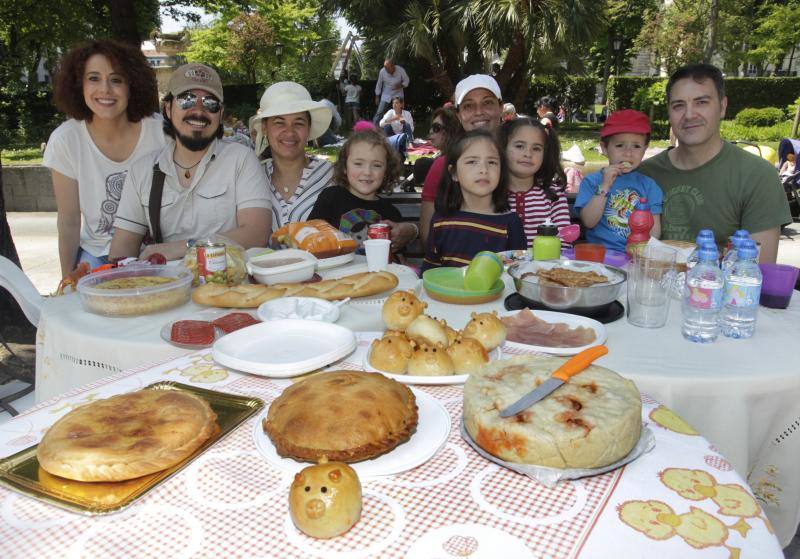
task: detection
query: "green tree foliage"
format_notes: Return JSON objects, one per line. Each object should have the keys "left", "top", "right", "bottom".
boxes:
{"left": 184, "top": 0, "right": 338, "bottom": 94}
{"left": 325, "top": 0, "right": 603, "bottom": 108}
{"left": 748, "top": 1, "right": 800, "bottom": 75}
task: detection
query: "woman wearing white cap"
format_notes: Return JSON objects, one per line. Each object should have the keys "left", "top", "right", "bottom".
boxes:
{"left": 253, "top": 82, "right": 335, "bottom": 234}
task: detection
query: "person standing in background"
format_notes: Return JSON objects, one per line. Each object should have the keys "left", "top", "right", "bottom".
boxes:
{"left": 372, "top": 59, "right": 410, "bottom": 124}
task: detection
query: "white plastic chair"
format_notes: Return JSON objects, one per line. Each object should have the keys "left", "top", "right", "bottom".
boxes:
{"left": 0, "top": 255, "right": 40, "bottom": 416}
{"left": 0, "top": 255, "right": 42, "bottom": 327}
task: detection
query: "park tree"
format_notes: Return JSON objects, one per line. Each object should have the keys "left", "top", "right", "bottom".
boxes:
{"left": 183, "top": 0, "right": 338, "bottom": 94}
{"left": 325, "top": 0, "right": 603, "bottom": 108}
{"left": 748, "top": 1, "right": 800, "bottom": 75}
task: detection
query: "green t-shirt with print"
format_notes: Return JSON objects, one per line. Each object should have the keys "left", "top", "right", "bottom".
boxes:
{"left": 638, "top": 142, "right": 792, "bottom": 245}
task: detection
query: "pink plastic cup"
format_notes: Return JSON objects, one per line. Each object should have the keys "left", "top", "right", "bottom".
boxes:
{"left": 758, "top": 263, "right": 799, "bottom": 309}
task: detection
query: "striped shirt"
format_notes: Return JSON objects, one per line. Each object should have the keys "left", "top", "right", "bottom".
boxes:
{"left": 423, "top": 210, "right": 527, "bottom": 271}
{"left": 265, "top": 156, "right": 335, "bottom": 234}
{"left": 508, "top": 184, "right": 572, "bottom": 248}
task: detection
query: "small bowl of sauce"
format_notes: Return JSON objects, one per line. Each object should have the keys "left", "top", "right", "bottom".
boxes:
{"left": 247, "top": 249, "right": 318, "bottom": 285}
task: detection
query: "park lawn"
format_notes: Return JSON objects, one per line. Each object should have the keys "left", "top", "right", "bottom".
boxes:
{"left": 0, "top": 147, "right": 43, "bottom": 166}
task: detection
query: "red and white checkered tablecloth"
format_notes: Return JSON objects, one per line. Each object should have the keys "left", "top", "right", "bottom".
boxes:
{"left": 0, "top": 335, "right": 783, "bottom": 558}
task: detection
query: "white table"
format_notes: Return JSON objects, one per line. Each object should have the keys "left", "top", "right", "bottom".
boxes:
{"left": 3, "top": 345, "right": 783, "bottom": 558}
{"left": 35, "top": 267, "right": 800, "bottom": 546}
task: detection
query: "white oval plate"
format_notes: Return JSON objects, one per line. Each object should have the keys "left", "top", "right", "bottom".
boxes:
{"left": 362, "top": 336, "right": 502, "bottom": 385}
{"left": 499, "top": 309, "right": 606, "bottom": 356}
{"left": 253, "top": 387, "right": 450, "bottom": 479}
{"left": 212, "top": 319, "right": 356, "bottom": 377}
{"left": 160, "top": 309, "right": 261, "bottom": 349}
{"left": 316, "top": 252, "right": 356, "bottom": 270}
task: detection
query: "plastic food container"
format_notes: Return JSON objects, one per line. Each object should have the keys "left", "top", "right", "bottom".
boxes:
{"left": 77, "top": 264, "right": 193, "bottom": 316}
{"left": 247, "top": 249, "right": 317, "bottom": 285}
{"left": 257, "top": 297, "right": 340, "bottom": 323}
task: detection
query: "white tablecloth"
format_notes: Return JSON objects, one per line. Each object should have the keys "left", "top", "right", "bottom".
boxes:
{"left": 5, "top": 344, "right": 783, "bottom": 558}
{"left": 35, "top": 266, "right": 800, "bottom": 546}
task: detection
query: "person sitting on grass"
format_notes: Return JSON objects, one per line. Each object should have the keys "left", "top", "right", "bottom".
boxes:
{"left": 574, "top": 109, "right": 663, "bottom": 252}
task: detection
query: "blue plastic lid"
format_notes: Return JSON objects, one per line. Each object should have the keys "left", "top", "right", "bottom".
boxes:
{"left": 696, "top": 230, "right": 715, "bottom": 243}
{"left": 697, "top": 243, "right": 719, "bottom": 261}
{"left": 733, "top": 229, "right": 749, "bottom": 240}
{"left": 737, "top": 240, "right": 758, "bottom": 259}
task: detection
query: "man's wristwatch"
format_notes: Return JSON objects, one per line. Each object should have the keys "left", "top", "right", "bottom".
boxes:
{"left": 185, "top": 238, "right": 197, "bottom": 249}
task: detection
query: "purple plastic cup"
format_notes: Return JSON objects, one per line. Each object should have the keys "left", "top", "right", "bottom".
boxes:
{"left": 758, "top": 263, "right": 799, "bottom": 309}
{"left": 604, "top": 249, "right": 629, "bottom": 268}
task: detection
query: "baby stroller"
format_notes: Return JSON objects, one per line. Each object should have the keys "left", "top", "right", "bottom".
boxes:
{"left": 777, "top": 138, "right": 800, "bottom": 219}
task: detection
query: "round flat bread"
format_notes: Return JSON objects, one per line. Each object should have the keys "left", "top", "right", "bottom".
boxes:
{"left": 463, "top": 354, "right": 641, "bottom": 469}
{"left": 263, "top": 371, "right": 418, "bottom": 463}
{"left": 37, "top": 389, "right": 217, "bottom": 482}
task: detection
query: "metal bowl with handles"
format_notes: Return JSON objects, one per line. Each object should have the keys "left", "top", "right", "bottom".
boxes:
{"left": 508, "top": 259, "right": 627, "bottom": 312}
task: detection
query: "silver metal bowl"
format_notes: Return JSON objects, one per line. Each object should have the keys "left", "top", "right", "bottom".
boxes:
{"left": 508, "top": 259, "right": 627, "bottom": 312}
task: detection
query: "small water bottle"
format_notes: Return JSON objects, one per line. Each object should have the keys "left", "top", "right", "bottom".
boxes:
{"left": 686, "top": 229, "right": 716, "bottom": 271}
{"left": 682, "top": 243, "right": 724, "bottom": 343}
{"left": 720, "top": 240, "right": 762, "bottom": 339}
{"left": 533, "top": 220, "right": 561, "bottom": 260}
{"left": 721, "top": 229, "right": 750, "bottom": 273}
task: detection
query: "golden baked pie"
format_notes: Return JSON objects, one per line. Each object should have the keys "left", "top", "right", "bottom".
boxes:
{"left": 463, "top": 355, "right": 641, "bottom": 469}
{"left": 37, "top": 389, "right": 218, "bottom": 482}
{"left": 263, "top": 371, "right": 418, "bottom": 462}
{"left": 95, "top": 276, "right": 176, "bottom": 289}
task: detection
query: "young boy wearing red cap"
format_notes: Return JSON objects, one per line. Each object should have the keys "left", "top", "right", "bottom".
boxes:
{"left": 574, "top": 109, "right": 663, "bottom": 252}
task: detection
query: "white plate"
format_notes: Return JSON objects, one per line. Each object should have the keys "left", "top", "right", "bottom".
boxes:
{"left": 160, "top": 309, "right": 261, "bottom": 349}
{"left": 499, "top": 309, "right": 606, "bottom": 356}
{"left": 212, "top": 319, "right": 356, "bottom": 377}
{"left": 253, "top": 387, "right": 450, "bottom": 479}
{"left": 316, "top": 252, "right": 355, "bottom": 270}
{"left": 362, "top": 335, "right": 502, "bottom": 385}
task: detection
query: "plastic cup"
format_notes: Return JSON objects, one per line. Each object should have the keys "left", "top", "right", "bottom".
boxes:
{"left": 626, "top": 245, "right": 677, "bottom": 328}
{"left": 758, "top": 263, "right": 799, "bottom": 309}
{"left": 464, "top": 251, "right": 503, "bottom": 291}
{"left": 364, "top": 239, "right": 391, "bottom": 272}
{"left": 574, "top": 243, "right": 606, "bottom": 263}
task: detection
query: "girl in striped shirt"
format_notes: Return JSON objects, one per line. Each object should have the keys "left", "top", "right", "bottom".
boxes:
{"left": 501, "top": 117, "right": 572, "bottom": 248}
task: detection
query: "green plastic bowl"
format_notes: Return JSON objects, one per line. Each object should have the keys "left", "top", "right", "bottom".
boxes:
{"left": 422, "top": 267, "right": 505, "bottom": 305}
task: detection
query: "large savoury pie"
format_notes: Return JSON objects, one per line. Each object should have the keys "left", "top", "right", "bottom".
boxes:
{"left": 263, "top": 371, "right": 418, "bottom": 463}
{"left": 463, "top": 354, "right": 641, "bottom": 469}
{"left": 37, "top": 389, "right": 218, "bottom": 482}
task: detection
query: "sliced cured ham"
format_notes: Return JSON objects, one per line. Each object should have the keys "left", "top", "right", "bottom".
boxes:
{"left": 171, "top": 320, "right": 216, "bottom": 346}
{"left": 501, "top": 308, "right": 596, "bottom": 348}
{"left": 212, "top": 312, "right": 260, "bottom": 333}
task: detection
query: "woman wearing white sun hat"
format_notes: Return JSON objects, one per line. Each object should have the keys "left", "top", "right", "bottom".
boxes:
{"left": 252, "top": 81, "right": 335, "bottom": 234}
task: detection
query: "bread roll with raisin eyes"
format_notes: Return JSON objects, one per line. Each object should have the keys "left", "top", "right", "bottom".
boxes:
{"left": 406, "top": 315, "right": 449, "bottom": 347}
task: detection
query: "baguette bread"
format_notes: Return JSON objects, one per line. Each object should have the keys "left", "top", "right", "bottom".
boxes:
{"left": 193, "top": 271, "right": 399, "bottom": 307}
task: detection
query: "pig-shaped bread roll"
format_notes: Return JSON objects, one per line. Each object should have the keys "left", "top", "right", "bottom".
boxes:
{"left": 407, "top": 341, "right": 454, "bottom": 376}
{"left": 369, "top": 333, "right": 413, "bottom": 373}
{"left": 289, "top": 458, "right": 362, "bottom": 539}
{"left": 406, "top": 315, "right": 449, "bottom": 347}
{"left": 462, "top": 311, "right": 507, "bottom": 351}
{"left": 446, "top": 335, "right": 489, "bottom": 374}
{"left": 382, "top": 290, "right": 426, "bottom": 331}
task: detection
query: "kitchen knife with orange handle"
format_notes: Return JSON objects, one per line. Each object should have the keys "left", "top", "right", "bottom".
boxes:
{"left": 499, "top": 345, "right": 609, "bottom": 418}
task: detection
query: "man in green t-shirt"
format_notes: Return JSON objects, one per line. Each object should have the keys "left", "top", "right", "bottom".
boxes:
{"left": 639, "top": 63, "right": 791, "bottom": 263}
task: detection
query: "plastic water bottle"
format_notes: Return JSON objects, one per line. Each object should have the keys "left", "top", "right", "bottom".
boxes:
{"left": 721, "top": 240, "right": 762, "bottom": 339}
{"left": 721, "top": 229, "right": 750, "bottom": 273}
{"left": 682, "top": 244, "right": 724, "bottom": 343}
{"left": 686, "top": 229, "right": 716, "bottom": 271}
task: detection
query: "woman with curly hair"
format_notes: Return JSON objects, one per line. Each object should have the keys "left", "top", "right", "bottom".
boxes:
{"left": 43, "top": 39, "right": 164, "bottom": 276}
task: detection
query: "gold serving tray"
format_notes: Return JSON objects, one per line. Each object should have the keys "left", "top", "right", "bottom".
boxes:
{"left": 0, "top": 381, "right": 264, "bottom": 516}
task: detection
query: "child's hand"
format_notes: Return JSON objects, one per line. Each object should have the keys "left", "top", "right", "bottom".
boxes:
{"left": 382, "top": 219, "right": 415, "bottom": 252}
{"left": 601, "top": 163, "right": 626, "bottom": 187}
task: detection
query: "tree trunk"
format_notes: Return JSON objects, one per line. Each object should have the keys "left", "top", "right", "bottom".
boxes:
{"left": 108, "top": 0, "right": 141, "bottom": 46}
{"left": 495, "top": 32, "right": 526, "bottom": 93}
{"left": 703, "top": 0, "right": 718, "bottom": 63}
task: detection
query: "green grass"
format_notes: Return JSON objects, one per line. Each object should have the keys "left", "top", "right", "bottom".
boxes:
{"left": 1, "top": 146, "right": 43, "bottom": 166}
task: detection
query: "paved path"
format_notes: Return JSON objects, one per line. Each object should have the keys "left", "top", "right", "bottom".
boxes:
{"left": 7, "top": 211, "right": 800, "bottom": 294}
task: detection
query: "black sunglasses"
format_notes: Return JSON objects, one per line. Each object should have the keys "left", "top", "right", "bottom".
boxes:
{"left": 175, "top": 92, "right": 222, "bottom": 113}
{"left": 430, "top": 123, "right": 444, "bottom": 133}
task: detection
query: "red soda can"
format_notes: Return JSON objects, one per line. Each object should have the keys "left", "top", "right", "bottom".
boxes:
{"left": 368, "top": 223, "right": 391, "bottom": 240}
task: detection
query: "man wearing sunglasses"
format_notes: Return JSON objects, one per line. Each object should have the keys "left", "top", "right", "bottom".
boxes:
{"left": 110, "top": 63, "right": 270, "bottom": 261}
